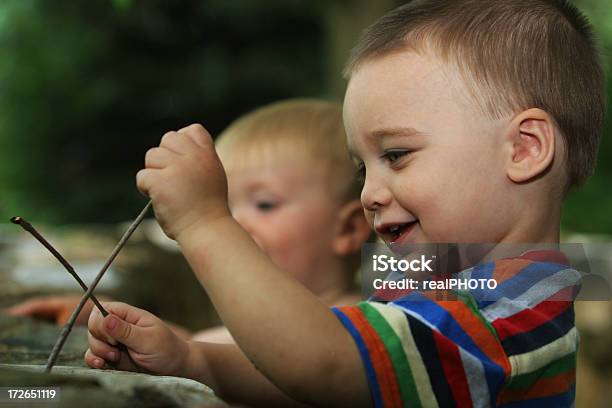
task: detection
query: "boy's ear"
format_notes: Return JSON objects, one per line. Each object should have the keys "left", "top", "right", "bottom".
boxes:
{"left": 332, "top": 200, "right": 372, "bottom": 256}
{"left": 505, "top": 108, "right": 556, "bottom": 184}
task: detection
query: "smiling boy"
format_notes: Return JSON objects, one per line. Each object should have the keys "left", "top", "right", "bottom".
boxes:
{"left": 85, "top": 1, "right": 604, "bottom": 407}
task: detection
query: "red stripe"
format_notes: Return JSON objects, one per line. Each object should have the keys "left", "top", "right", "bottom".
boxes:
{"left": 437, "top": 301, "right": 511, "bottom": 376}
{"left": 433, "top": 330, "right": 473, "bottom": 407}
{"left": 373, "top": 287, "right": 413, "bottom": 302}
{"left": 342, "top": 307, "right": 403, "bottom": 407}
{"left": 520, "top": 250, "right": 570, "bottom": 266}
{"left": 493, "top": 296, "right": 572, "bottom": 341}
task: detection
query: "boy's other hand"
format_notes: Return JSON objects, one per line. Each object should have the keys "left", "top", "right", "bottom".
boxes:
{"left": 5, "top": 295, "right": 93, "bottom": 326}
{"left": 85, "top": 302, "right": 190, "bottom": 376}
{"left": 136, "top": 124, "right": 230, "bottom": 241}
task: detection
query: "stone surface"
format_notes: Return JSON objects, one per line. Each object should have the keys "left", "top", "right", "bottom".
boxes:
{"left": 0, "top": 220, "right": 227, "bottom": 407}
{"left": 0, "top": 219, "right": 220, "bottom": 330}
{"left": 0, "top": 364, "right": 227, "bottom": 407}
{"left": 0, "top": 315, "right": 88, "bottom": 367}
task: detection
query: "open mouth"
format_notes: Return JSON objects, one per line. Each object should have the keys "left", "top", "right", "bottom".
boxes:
{"left": 387, "top": 221, "right": 418, "bottom": 244}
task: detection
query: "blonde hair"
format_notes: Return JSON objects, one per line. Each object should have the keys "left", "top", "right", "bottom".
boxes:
{"left": 344, "top": 0, "right": 606, "bottom": 191}
{"left": 216, "top": 98, "right": 360, "bottom": 202}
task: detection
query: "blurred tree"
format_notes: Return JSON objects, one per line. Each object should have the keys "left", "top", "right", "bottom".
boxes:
{"left": 0, "top": 0, "right": 327, "bottom": 223}
{"left": 0, "top": 0, "right": 610, "bottom": 235}
{"left": 562, "top": 0, "right": 612, "bottom": 235}
{"left": 323, "top": 0, "right": 395, "bottom": 97}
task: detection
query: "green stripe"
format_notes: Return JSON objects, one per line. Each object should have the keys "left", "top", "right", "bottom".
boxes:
{"left": 359, "top": 302, "right": 421, "bottom": 408}
{"left": 506, "top": 351, "right": 576, "bottom": 390}
{"left": 454, "top": 290, "right": 500, "bottom": 341}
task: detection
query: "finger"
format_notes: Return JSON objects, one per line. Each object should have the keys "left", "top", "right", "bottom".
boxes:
{"left": 102, "top": 302, "right": 156, "bottom": 327}
{"left": 177, "top": 123, "right": 213, "bottom": 149}
{"left": 88, "top": 306, "right": 119, "bottom": 346}
{"left": 159, "top": 131, "right": 194, "bottom": 154}
{"left": 102, "top": 314, "right": 149, "bottom": 350}
{"left": 84, "top": 348, "right": 107, "bottom": 369}
{"left": 91, "top": 302, "right": 161, "bottom": 357}
{"left": 144, "top": 147, "right": 177, "bottom": 169}
{"left": 136, "top": 168, "right": 159, "bottom": 197}
{"left": 88, "top": 331, "right": 120, "bottom": 364}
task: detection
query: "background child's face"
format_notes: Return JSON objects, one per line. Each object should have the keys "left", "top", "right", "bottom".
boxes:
{"left": 221, "top": 148, "right": 344, "bottom": 290}
{"left": 344, "top": 51, "right": 516, "bottom": 245}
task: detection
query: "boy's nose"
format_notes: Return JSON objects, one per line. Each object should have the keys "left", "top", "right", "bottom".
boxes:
{"left": 361, "top": 174, "right": 392, "bottom": 211}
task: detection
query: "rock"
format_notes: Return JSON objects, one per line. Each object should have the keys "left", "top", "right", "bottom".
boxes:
{"left": 0, "top": 220, "right": 228, "bottom": 407}
{"left": 0, "top": 220, "right": 220, "bottom": 330}
{"left": 0, "top": 364, "right": 227, "bottom": 407}
{"left": 0, "top": 315, "right": 88, "bottom": 366}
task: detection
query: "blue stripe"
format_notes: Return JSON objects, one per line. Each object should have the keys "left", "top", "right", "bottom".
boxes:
{"left": 394, "top": 292, "right": 493, "bottom": 362}
{"left": 467, "top": 262, "right": 497, "bottom": 308}
{"left": 469, "top": 261, "right": 496, "bottom": 281}
{"left": 393, "top": 292, "right": 506, "bottom": 399}
{"left": 472, "top": 262, "right": 567, "bottom": 304}
{"left": 332, "top": 307, "right": 382, "bottom": 408}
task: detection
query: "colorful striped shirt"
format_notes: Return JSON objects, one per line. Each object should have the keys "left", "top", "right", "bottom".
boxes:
{"left": 333, "top": 250, "right": 579, "bottom": 407}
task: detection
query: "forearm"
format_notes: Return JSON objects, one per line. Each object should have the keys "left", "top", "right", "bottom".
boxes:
{"left": 184, "top": 340, "right": 309, "bottom": 407}
{"left": 177, "top": 217, "right": 369, "bottom": 405}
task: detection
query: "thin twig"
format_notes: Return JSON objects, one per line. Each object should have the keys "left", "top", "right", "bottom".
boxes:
{"left": 10, "top": 216, "right": 108, "bottom": 317}
{"left": 44, "top": 200, "right": 152, "bottom": 372}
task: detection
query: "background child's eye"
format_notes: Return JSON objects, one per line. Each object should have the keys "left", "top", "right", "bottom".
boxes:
{"left": 256, "top": 201, "right": 277, "bottom": 211}
{"left": 384, "top": 150, "right": 409, "bottom": 163}
{"left": 356, "top": 163, "right": 366, "bottom": 185}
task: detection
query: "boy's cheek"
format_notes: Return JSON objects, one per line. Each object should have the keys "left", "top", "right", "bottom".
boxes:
{"left": 364, "top": 211, "right": 375, "bottom": 232}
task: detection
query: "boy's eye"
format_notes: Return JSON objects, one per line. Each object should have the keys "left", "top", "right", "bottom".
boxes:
{"left": 383, "top": 150, "right": 409, "bottom": 163}
{"left": 256, "top": 201, "right": 277, "bottom": 211}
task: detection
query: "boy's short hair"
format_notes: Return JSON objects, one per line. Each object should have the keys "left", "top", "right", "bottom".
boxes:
{"left": 344, "top": 0, "right": 606, "bottom": 191}
{"left": 217, "top": 98, "right": 361, "bottom": 202}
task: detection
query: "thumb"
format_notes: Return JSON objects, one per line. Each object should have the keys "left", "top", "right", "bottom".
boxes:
{"left": 103, "top": 314, "right": 144, "bottom": 350}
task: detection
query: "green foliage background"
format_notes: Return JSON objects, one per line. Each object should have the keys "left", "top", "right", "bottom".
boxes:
{"left": 0, "top": 0, "right": 327, "bottom": 223}
{"left": 0, "top": 0, "right": 610, "bottom": 234}
{"left": 561, "top": 0, "right": 612, "bottom": 234}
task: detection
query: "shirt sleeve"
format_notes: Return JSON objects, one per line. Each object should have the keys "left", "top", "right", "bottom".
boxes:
{"left": 332, "top": 294, "right": 511, "bottom": 408}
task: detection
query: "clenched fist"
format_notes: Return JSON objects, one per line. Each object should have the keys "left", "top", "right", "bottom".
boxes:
{"left": 137, "top": 124, "right": 230, "bottom": 241}
{"left": 85, "top": 302, "right": 190, "bottom": 376}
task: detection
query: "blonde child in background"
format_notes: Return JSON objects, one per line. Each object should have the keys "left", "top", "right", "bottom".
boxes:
{"left": 195, "top": 98, "right": 371, "bottom": 342}
{"left": 7, "top": 99, "right": 371, "bottom": 345}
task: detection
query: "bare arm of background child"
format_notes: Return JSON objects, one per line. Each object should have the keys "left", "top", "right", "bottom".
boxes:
{"left": 6, "top": 295, "right": 193, "bottom": 340}
{"left": 191, "top": 326, "right": 234, "bottom": 343}
{"left": 6, "top": 295, "right": 98, "bottom": 326}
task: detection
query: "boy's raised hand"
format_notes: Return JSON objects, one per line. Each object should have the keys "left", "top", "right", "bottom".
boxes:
{"left": 137, "top": 124, "right": 230, "bottom": 241}
{"left": 85, "top": 302, "right": 190, "bottom": 376}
